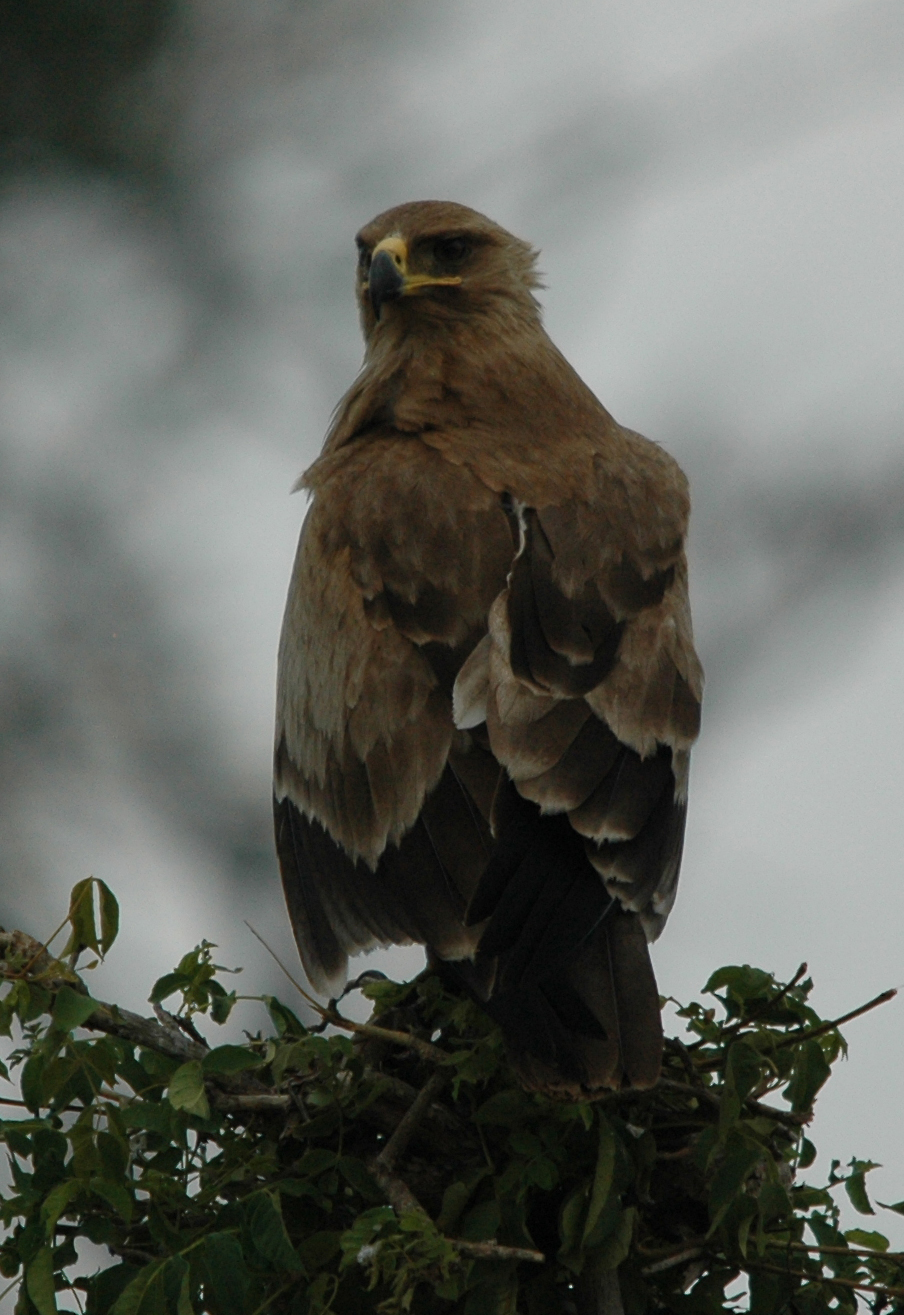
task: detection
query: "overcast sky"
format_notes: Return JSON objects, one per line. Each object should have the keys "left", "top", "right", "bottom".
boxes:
{"left": 1, "top": 0, "right": 903, "bottom": 1243}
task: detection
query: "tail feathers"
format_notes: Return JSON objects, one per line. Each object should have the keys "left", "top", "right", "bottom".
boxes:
{"left": 483, "top": 907, "right": 662, "bottom": 1097}
{"left": 464, "top": 788, "right": 663, "bottom": 1096}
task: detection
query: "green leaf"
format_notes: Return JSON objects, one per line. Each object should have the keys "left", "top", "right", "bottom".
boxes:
{"left": 721, "top": 1040, "right": 764, "bottom": 1129}
{"left": 707, "top": 1138, "right": 764, "bottom": 1233}
{"left": 437, "top": 1181, "right": 473, "bottom": 1233}
{"left": 296, "top": 1231, "right": 342, "bottom": 1272}
{"left": 246, "top": 1190, "right": 304, "bottom": 1270}
{"left": 785, "top": 1040, "right": 831, "bottom": 1113}
{"left": 51, "top": 984, "right": 100, "bottom": 1032}
{"left": 473, "top": 1089, "right": 533, "bottom": 1124}
{"left": 594, "top": 1206, "right": 636, "bottom": 1272}
{"left": 91, "top": 1176, "right": 134, "bottom": 1222}
{"left": 459, "top": 1199, "right": 500, "bottom": 1242}
{"left": 98, "top": 881, "right": 120, "bottom": 954}
{"left": 583, "top": 1114, "right": 616, "bottom": 1243}
{"left": 201, "top": 1045, "right": 262, "bottom": 1075}
{"left": 167, "top": 1061, "right": 210, "bottom": 1120}
{"left": 41, "top": 1180, "right": 81, "bottom": 1237}
{"left": 210, "top": 991, "right": 236, "bottom": 1025}
{"left": 193, "top": 1234, "right": 248, "bottom": 1315}
{"left": 109, "top": 1263, "right": 166, "bottom": 1315}
{"left": 65, "top": 878, "right": 101, "bottom": 958}
{"left": 265, "top": 996, "right": 308, "bottom": 1038}
{"left": 26, "top": 1246, "right": 58, "bottom": 1315}
{"left": 846, "top": 1169, "right": 876, "bottom": 1216}
{"left": 558, "top": 1185, "right": 588, "bottom": 1264}
{"left": 148, "top": 973, "right": 187, "bottom": 1006}
{"left": 176, "top": 1269, "right": 193, "bottom": 1315}
{"left": 20, "top": 1054, "right": 45, "bottom": 1111}
{"left": 336, "top": 1156, "right": 382, "bottom": 1202}
{"left": 844, "top": 1228, "right": 888, "bottom": 1251}
{"left": 798, "top": 1137, "right": 817, "bottom": 1169}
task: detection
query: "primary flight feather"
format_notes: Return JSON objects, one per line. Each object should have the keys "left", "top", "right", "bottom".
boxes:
{"left": 274, "top": 200, "right": 703, "bottom": 1096}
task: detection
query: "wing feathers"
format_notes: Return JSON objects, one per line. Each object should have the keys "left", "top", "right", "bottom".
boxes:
{"left": 517, "top": 712, "right": 622, "bottom": 811}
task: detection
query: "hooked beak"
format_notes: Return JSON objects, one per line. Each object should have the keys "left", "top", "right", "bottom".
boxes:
{"left": 368, "top": 235, "right": 462, "bottom": 320}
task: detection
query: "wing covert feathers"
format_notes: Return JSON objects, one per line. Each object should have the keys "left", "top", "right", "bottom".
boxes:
{"left": 274, "top": 200, "right": 703, "bottom": 1094}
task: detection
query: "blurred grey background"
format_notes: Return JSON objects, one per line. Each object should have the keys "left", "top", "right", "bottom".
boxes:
{"left": 1, "top": 0, "right": 903, "bottom": 1226}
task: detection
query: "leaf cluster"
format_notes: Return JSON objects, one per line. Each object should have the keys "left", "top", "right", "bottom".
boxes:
{"left": 0, "top": 890, "right": 901, "bottom": 1314}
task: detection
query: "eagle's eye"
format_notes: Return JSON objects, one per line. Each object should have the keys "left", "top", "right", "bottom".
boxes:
{"left": 357, "top": 243, "right": 372, "bottom": 274}
{"left": 432, "top": 236, "right": 470, "bottom": 265}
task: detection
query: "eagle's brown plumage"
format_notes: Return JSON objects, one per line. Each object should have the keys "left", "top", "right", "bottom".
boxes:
{"left": 274, "top": 200, "right": 703, "bottom": 1096}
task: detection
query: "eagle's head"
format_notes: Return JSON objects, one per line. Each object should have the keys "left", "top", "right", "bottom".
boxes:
{"left": 354, "top": 200, "right": 542, "bottom": 338}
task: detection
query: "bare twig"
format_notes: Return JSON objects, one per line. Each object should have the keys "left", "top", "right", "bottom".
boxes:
{"left": 451, "top": 1239, "right": 544, "bottom": 1264}
{"left": 773, "top": 989, "right": 897, "bottom": 1050}
{"left": 212, "top": 1093, "right": 291, "bottom": 1113}
{"left": 745, "top": 1259, "right": 904, "bottom": 1300}
{"left": 642, "top": 1246, "right": 704, "bottom": 1276}
{"left": 244, "top": 922, "right": 447, "bottom": 1064}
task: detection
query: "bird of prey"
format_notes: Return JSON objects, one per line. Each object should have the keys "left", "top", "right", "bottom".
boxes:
{"left": 274, "top": 200, "right": 702, "bottom": 1096}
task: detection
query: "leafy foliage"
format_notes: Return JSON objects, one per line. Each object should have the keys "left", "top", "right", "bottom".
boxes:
{"left": 0, "top": 888, "right": 901, "bottom": 1314}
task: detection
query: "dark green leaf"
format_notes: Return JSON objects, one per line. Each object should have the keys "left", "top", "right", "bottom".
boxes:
{"left": 265, "top": 996, "right": 308, "bottom": 1039}
{"left": 798, "top": 1137, "right": 817, "bottom": 1169}
{"left": 473, "top": 1090, "right": 533, "bottom": 1124}
{"left": 583, "top": 1115, "right": 616, "bottom": 1244}
{"left": 201, "top": 1045, "right": 262, "bottom": 1075}
{"left": 65, "top": 878, "right": 101, "bottom": 959}
{"left": 785, "top": 1040, "right": 831, "bottom": 1113}
{"left": 296, "top": 1231, "right": 342, "bottom": 1271}
{"left": 40, "top": 1180, "right": 80, "bottom": 1236}
{"left": 459, "top": 1199, "right": 500, "bottom": 1242}
{"left": 51, "top": 985, "right": 100, "bottom": 1032}
{"left": 246, "top": 1190, "right": 303, "bottom": 1270}
{"left": 148, "top": 974, "right": 186, "bottom": 1006}
{"left": 707, "top": 1139, "right": 764, "bottom": 1232}
{"left": 91, "top": 1177, "right": 134, "bottom": 1222}
{"left": 98, "top": 882, "right": 120, "bottom": 955}
{"left": 336, "top": 1156, "right": 382, "bottom": 1202}
{"left": 26, "top": 1246, "right": 58, "bottom": 1315}
{"left": 193, "top": 1234, "right": 248, "bottom": 1315}
{"left": 594, "top": 1206, "right": 635, "bottom": 1272}
{"left": 845, "top": 1171, "right": 875, "bottom": 1216}
{"left": 210, "top": 991, "right": 236, "bottom": 1025}
{"left": 844, "top": 1228, "right": 888, "bottom": 1251}
{"left": 166, "top": 1061, "right": 210, "bottom": 1120}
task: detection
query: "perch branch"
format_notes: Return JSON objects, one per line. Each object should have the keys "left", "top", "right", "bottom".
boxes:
{"left": 655, "top": 1078, "right": 807, "bottom": 1128}
{"left": 744, "top": 1259, "right": 904, "bottom": 1300}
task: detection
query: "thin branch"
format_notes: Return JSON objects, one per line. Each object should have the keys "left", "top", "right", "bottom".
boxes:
{"left": 368, "top": 1159, "right": 543, "bottom": 1265}
{"left": 372, "top": 1070, "right": 448, "bottom": 1174}
{"left": 453, "top": 1239, "right": 544, "bottom": 1265}
{"left": 783, "top": 1241, "right": 904, "bottom": 1261}
{"left": 655, "top": 1078, "right": 807, "bottom": 1128}
{"left": 773, "top": 989, "right": 897, "bottom": 1050}
{"left": 690, "top": 964, "right": 810, "bottom": 1052}
{"left": 744, "top": 1259, "right": 904, "bottom": 1300}
{"left": 642, "top": 1246, "right": 704, "bottom": 1276}
{"left": 244, "top": 921, "right": 447, "bottom": 1064}
{"left": 213, "top": 1093, "right": 291, "bottom": 1113}
{"left": 368, "top": 1159, "right": 426, "bottom": 1217}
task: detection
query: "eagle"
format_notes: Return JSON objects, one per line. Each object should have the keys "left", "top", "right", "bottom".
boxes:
{"left": 273, "top": 200, "right": 702, "bottom": 1096}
